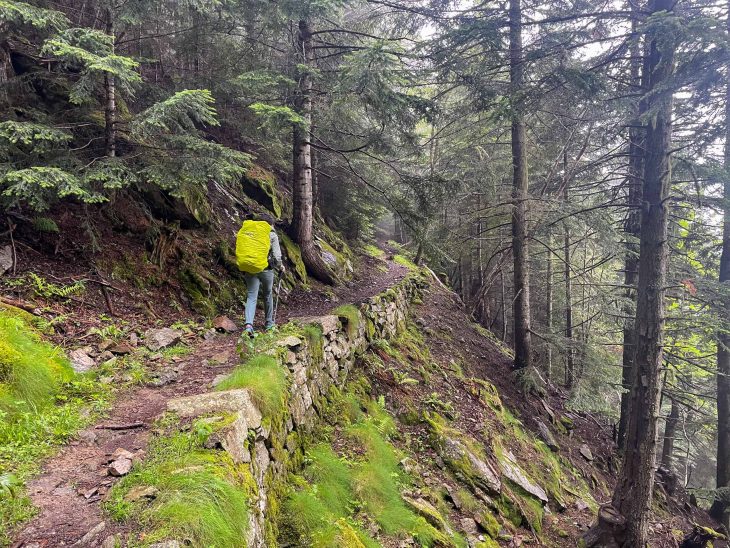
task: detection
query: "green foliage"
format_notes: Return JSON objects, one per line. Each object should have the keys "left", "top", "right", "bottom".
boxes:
{"left": 32, "top": 216, "right": 59, "bottom": 233}
{"left": 0, "top": 310, "right": 112, "bottom": 543}
{"left": 0, "top": 167, "right": 101, "bottom": 211}
{"left": 249, "top": 103, "right": 305, "bottom": 130}
{"left": 0, "top": 121, "right": 71, "bottom": 154}
{"left": 26, "top": 272, "right": 84, "bottom": 300}
{"left": 283, "top": 388, "right": 459, "bottom": 547}
{"left": 42, "top": 28, "right": 141, "bottom": 104}
{"left": 131, "top": 89, "right": 219, "bottom": 139}
{"left": 106, "top": 422, "right": 249, "bottom": 547}
{"left": 0, "top": 0, "right": 68, "bottom": 29}
{"left": 215, "top": 355, "right": 288, "bottom": 417}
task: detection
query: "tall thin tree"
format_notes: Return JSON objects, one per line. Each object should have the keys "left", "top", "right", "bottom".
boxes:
{"left": 509, "top": 0, "right": 532, "bottom": 370}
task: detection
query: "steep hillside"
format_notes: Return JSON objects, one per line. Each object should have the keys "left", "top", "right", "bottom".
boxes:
{"left": 4, "top": 254, "right": 722, "bottom": 547}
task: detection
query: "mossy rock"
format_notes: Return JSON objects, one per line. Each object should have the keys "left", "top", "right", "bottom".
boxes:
{"left": 316, "top": 237, "right": 352, "bottom": 280}
{"left": 241, "top": 166, "right": 281, "bottom": 218}
{"left": 214, "top": 240, "right": 244, "bottom": 279}
{"left": 179, "top": 267, "right": 234, "bottom": 317}
{"left": 280, "top": 233, "right": 307, "bottom": 283}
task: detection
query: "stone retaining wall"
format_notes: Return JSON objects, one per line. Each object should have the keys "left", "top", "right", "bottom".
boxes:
{"left": 166, "top": 273, "right": 426, "bottom": 546}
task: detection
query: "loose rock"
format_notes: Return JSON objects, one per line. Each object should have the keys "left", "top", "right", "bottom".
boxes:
{"left": 69, "top": 349, "right": 96, "bottom": 373}
{"left": 213, "top": 315, "right": 238, "bottom": 333}
{"left": 579, "top": 444, "right": 594, "bottom": 462}
{"left": 144, "top": 327, "right": 183, "bottom": 351}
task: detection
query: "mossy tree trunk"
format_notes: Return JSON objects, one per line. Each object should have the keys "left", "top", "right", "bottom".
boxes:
{"left": 584, "top": 1, "right": 676, "bottom": 544}
{"left": 292, "top": 19, "right": 335, "bottom": 285}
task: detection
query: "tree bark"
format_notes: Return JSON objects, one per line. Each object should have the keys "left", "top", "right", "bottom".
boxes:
{"left": 292, "top": 19, "right": 336, "bottom": 285}
{"left": 104, "top": 8, "right": 116, "bottom": 158}
{"left": 545, "top": 233, "right": 553, "bottom": 382}
{"left": 710, "top": 1, "right": 730, "bottom": 526}
{"left": 509, "top": 0, "right": 532, "bottom": 370}
{"left": 618, "top": 5, "right": 645, "bottom": 452}
{"left": 584, "top": 1, "right": 676, "bottom": 544}
{"left": 661, "top": 398, "right": 679, "bottom": 469}
{"left": 564, "top": 171, "right": 574, "bottom": 389}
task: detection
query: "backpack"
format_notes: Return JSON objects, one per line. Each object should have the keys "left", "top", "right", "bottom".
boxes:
{"left": 235, "top": 220, "right": 272, "bottom": 274}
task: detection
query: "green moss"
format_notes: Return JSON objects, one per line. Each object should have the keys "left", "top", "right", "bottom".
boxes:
{"left": 281, "top": 390, "right": 463, "bottom": 547}
{"left": 106, "top": 422, "right": 249, "bottom": 546}
{"left": 179, "top": 268, "right": 217, "bottom": 317}
{"left": 242, "top": 166, "right": 282, "bottom": 217}
{"left": 215, "top": 355, "right": 288, "bottom": 417}
{"left": 214, "top": 240, "right": 244, "bottom": 279}
{"left": 280, "top": 233, "right": 308, "bottom": 283}
{"left": 393, "top": 254, "right": 418, "bottom": 271}
{"left": 475, "top": 538, "right": 500, "bottom": 548}
{"left": 478, "top": 510, "right": 500, "bottom": 539}
{"left": 333, "top": 305, "right": 361, "bottom": 339}
{"left": 303, "top": 324, "right": 324, "bottom": 365}
{"left": 362, "top": 244, "right": 385, "bottom": 259}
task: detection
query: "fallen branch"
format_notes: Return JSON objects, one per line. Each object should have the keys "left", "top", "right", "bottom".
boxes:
{"left": 95, "top": 422, "right": 146, "bottom": 431}
{"left": 0, "top": 295, "right": 41, "bottom": 315}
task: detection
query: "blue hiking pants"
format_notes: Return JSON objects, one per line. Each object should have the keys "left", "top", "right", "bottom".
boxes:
{"left": 244, "top": 269, "right": 275, "bottom": 328}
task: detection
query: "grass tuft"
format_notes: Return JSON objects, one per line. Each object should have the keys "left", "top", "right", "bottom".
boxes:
{"left": 215, "top": 354, "right": 288, "bottom": 417}
{"left": 107, "top": 423, "right": 249, "bottom": 546}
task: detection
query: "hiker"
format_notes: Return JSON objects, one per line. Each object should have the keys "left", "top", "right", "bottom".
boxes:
{"left": 235, "top": 214, "right": 284, "bottom": 336}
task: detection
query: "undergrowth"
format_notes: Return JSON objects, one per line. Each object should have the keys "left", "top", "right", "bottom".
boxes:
{"left": 0, "top": 308, "right": 112, "bottom": 545}
{"left": 282, "top": 383, "right": 463, "bottom": 547}
{"left": 106, "top": 418, "right": 250, "bottom": 547}
{"left": 215, "top": 354, "right": 288, "bottom": 417}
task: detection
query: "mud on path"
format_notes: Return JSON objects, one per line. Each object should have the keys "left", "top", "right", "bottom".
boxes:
{"left": 13, "top": 251, "right": 407, "bottom": 547}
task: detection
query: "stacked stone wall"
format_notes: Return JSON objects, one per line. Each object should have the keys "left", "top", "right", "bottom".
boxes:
{"left": 166, "top": 273, "right": 426, "bottom": 546}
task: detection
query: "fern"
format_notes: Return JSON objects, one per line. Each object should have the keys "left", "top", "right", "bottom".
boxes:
{"left": 32, "top": 216, "right": 59, "bottom": 233}
{"left": 27, "top": 272, "right": 85, "bottom": 299}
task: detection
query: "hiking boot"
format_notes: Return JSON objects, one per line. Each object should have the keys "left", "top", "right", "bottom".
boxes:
{"left": 265, "top": 323, "right": 276, "bottom": 333}
{"left": 244, "top": 324, "right": 255, "bottom": 338}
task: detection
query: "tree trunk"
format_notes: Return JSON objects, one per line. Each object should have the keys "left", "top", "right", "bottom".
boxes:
{"left": 584, "top": 1, "right": 675, "bottom": 544}
{"left": 564, "top": 183, "right": 574, "bottom": 388}
{"left": 545, "top": 234, "right": 553, "bottom": 382}
{"left": 509, "top": 0, "right": 532, "bottom": 370}
{"left": 661, "top": 398, "right": 679, "bottom": 469}
{"left": 292, "top": 19, "right": 335, "bottom": 285}
{"left": 618, "top": 5, "right": 645, "bottom": 452}
{"left": 710, "top": 2, "right": 730, "bottom": 526}
{"left": 104, "top": 9, "right": 116, "bottom": 158}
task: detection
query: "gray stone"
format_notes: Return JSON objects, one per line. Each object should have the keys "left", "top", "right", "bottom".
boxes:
{"left": 123, "top": 485, "right": 159, "bottom": 503}
{"left": 167, "top": 389, "right": 262, "bottom": 429}
{"left": 203, "top": 412, "right": 251, "bottom": 463}
{"left": 442, "top": 436, "right": 501, "bottom": 494}
{"left": 100, "top": 535, "right": 120, "bottom": 548}
{"left": 254, "top": 440, "right": 270, "bottom": 475}
{"left": 148, "top": 368, "right": 179, "bottom": 387}
{"left": 213, "top": 315, "right": 238, "bottom": 333}
{"left": 108, "top": 457, "right": 132, "bottom": 477}
{"left": 293, "top": 314, "right": 340, "bottom": 335}
{"left": 73, "top": 521, "right": 106, "bottom": 546}
{"left": 0, "top": 245, "right": 13, "bottom": 275}
{"left": 536, "top": 420, "right": 559, "bottom": 452}
{"left": 497, "top": 450, "right": 548, "bottom": 503}
{"left": 277, "top": 335, "right": 303, "bottom": 348}
{"left": 69, "top": 349, "right": 96, "bottom": 373}
{"left": 460, "top": 517, "right": 479, "bottom": 536}
{"left": 144, "top": 327, "right": 183, "bottom": 351}
{"left": 579, "top": 444, "right": 593, "bottom": 462}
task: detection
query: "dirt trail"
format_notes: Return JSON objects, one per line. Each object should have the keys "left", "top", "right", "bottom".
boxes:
{"left": 13, "top": 251, "right": 407, "bottom": 547}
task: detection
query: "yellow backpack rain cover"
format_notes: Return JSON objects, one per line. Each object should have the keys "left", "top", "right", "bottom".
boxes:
{"left": 235, "top": 220, "right": 272, "bottom": 274}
